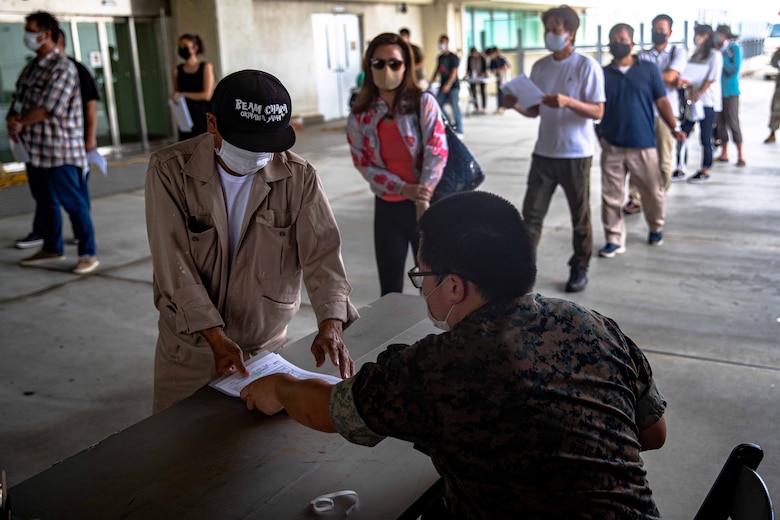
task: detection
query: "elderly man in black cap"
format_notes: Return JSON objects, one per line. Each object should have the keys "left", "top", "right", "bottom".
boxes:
{"left": 145, "top": 70, "right": 359, "bottom": 412}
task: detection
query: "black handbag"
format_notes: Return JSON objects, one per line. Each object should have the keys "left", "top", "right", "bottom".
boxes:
{"left": 419, "top": 94, "right": 485, "bottom": 203}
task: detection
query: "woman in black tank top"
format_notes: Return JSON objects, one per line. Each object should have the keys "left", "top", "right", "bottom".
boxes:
{"left": 172, "top": 34, "right": 215, "bottom": 141}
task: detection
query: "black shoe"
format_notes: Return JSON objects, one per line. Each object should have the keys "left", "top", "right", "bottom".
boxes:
{"left": 565, "top": 266, "right": 588, "bottom": 293}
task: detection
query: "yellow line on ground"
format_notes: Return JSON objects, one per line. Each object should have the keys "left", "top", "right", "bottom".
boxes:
{"left": 0, "top": 156, "right": 150, "bottom": 191}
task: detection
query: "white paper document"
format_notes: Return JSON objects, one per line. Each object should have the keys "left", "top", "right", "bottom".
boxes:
{"left": 9, "top": 138, "right": 30, "bottom": 163}
{"left": 87, "top": 149, "right": 107, "bottom": 176}
{"left": 680, "top": 63, "right": 710, "bottom": 90}
{"left": 209, "top": 351, "right": 342, "bottom": 398}
{"left": 168, "top": 96, "right": 193, "bottom": 132}
{"left": 500, "top": 73, "right": 544, "bottom": 109}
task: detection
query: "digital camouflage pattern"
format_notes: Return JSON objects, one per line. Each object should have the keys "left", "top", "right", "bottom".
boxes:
{"left": 330, "top": 293, "right": 666, "bottom": 519}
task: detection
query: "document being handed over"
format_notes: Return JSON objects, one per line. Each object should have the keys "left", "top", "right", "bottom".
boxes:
{"left": 209, "top": 351, "right": 342, "bottom": 397}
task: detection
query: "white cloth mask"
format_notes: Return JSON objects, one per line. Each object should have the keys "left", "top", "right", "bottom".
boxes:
{"left": 545, "top": 32, "right": 569, "bottom": 52}
{"left": 423, "top": 276, "right": 455, "bottom": 331}
{"left": 215, "top": 139, "right": 273, "bottom": 175}
{"left": 372, "top": 69, "right": 403, "bottom": 91}
{"left": 24, "top": 31, "right": 44, "bottom": 51}
{"left": 438, "top": 43, "right": 447, "bottom": 52}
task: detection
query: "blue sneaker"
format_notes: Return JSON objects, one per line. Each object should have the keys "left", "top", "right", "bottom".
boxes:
{"left": 14, "top": 233, "right": 43, "bottom": 249}
{"left": 648, "top": 231, "right": 664, "bottom": 246}
{"left": 598, "top": 243, "right": 626, "bottom": 258}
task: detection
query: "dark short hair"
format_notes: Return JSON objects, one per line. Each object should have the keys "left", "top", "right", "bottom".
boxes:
{"left": 541, "top": 5, "right": 580, "bottom": 36}
{"left": 652, "top": 14, "right": 673, "bottom": 29}
{"left": 351, "top": 32, "right": 421, "bottom": 115}
{"left": 399, "top": 27, "right": 411, "bottom": 36}
{"left": 179, "top": 33, "right": 205, "bottom": 55}
{"left": 25, "top": 11, "right": 59, "bottom": 37}
{"left": 439, "top": 34, "right": 449, "bottom": 42}
{"left": 716, "top": 25, "right": 737, "bottom": 39}
{"left": 609, "top": 23, "right": 634, "bottom": 42}
{"left": 418, "top": 191, "right": 537, "bottom": 301}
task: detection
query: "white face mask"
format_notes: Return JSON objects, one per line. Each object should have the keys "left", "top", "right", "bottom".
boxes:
{"left": 24, "top": 31, "right": 44, "bottom": 51}
{"left": 438, "top": 42, "right": 447, "bottom": 52}
{"left": 423, "top": 276, "right": 455, "bottom": 331}
{"left": 545, "top": 32, "right": 569, "bottom": 52}
{"left": 215, "top": 139, "right": 273, "bottom": 175}
{"left": 372, "top": 68, "right": 404, "bottom": 91}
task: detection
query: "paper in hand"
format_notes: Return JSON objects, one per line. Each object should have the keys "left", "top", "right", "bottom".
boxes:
{"left": 9, "top": 138, "right": 30, "bottom": 163}
{"left": 500, "top": 73, "right": 544, "bottom": 109}
{"left": 209, "top": 351, "right": 342, "bottom": 398}
{"left": 87, "top": 149, "right": 107, "bottom": 176}
{"left": 168, "top": 96, "right": 193, "bottom": 132}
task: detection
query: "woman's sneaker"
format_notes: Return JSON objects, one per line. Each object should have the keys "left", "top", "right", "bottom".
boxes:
{"left": 671, "top": 169, "right": 686, "bottom": 181}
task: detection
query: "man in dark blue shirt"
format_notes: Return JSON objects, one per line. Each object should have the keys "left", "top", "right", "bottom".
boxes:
{"left": 598, "top": 23, "right": 685, "bottom": 259}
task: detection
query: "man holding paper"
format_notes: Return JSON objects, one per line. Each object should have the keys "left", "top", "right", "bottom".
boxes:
{"left": 502, "top": 5, "right": 604, "bottom": 293}
{"left": 145, "top": 70, "right": 359, "bottom": 412}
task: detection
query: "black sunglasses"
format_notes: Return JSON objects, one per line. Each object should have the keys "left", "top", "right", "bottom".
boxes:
{"left": 407, "top": 266, "right": 448, "bottom": 289}
{"left": 370, "top": 58, "right": 404, "bottom": 71}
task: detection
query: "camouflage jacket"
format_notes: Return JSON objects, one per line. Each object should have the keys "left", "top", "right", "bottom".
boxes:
{"left": 330, "top": 293, "right": 666, "bottom": 519}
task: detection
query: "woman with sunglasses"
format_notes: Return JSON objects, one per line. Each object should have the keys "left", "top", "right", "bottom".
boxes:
{"left": 347, "top": 32, "right": 449, "bottom": 296}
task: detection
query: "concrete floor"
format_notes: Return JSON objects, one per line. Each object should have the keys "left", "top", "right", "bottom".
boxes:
{"left": 1, "top": 76, "right": 778, "bottom": 519}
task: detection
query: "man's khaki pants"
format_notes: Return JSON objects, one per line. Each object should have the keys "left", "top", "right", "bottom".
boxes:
{"left": 600, "top": 140, "right": 665, "bottom": 247}
{"left": 628, "top": 117, "right": 674, "bottom": 204}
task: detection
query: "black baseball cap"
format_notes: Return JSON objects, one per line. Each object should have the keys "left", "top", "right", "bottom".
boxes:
{"left": 210, "top": 70, "right": 296, "bottom": 152}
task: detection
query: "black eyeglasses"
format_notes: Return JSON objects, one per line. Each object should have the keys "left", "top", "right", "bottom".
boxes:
{"left": 407, "top": 266, "right": 448, "bottom": 289}
{"left": 370, "top": 58, "right": 404, "bottom": 71}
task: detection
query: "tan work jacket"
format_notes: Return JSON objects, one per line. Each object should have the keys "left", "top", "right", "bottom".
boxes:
{"left": 145, "top": 133, "right": 358, "bottom": 353}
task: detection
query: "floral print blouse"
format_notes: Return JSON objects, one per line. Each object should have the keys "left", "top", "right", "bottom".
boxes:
{"left": 346, "top": 93, "right": 448, "bottom": 197}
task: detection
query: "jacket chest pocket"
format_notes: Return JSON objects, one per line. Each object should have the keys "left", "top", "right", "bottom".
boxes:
{"left": 255, "top": 210, "right": 298, "bottom": 278}
{"left": 186, "top": 213, "right": 218, "bottom": 271}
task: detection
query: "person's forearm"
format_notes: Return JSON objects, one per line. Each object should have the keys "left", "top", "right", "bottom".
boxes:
{"left": 20, "top": 106, "right": 49, "bottom": 127}
{"left": 638, "top": 416, "right": 667, "bottom": 451}
{"left": 272, "top": 373, "right": 336, "bottom": 432}
{"left": 567, "top": 100, "right": 603, "bottom": 120}
{"left": 656, "top": 98, "right": 678, "bottom": 131}
{"left": 85, "top": 100, "right": 98, "bottom": 149}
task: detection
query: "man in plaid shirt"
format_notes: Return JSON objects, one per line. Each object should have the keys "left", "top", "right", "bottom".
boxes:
{"left": 6, "top": 11, "right": 99, "bottom": 274}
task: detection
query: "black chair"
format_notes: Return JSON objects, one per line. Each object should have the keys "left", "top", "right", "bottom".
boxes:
{"left": 694, "top": 443, "right": 775, "bottom": 520}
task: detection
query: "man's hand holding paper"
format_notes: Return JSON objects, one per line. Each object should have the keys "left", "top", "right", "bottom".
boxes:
{"left": 500, "top": 73, "right": 544, "bottom": 109}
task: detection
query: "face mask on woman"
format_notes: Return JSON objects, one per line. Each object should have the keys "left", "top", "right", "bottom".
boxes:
{"left": 178, "top": 47, "right": 192, "bottom": 60}
{"left": 215, "top": 139, "right": 273, "bottom": 175}
{"left": 370, "top": 58, "right": 405, "bottom": 91}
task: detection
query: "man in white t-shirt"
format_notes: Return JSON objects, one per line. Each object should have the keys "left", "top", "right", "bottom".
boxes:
{"left": 503, "top": 5, "right": 604, "bottom": 292}
{"left": 624, "top": 14, "right": 688, "bottom": 215}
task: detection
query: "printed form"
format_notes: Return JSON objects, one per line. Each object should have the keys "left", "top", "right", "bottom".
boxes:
{"left": 209, "top": 351, "right": 342, "bottom": 397}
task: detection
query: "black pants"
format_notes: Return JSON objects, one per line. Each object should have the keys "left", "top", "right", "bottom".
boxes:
{"left": 374, "top": 197, "right": 418, "bottom": 295}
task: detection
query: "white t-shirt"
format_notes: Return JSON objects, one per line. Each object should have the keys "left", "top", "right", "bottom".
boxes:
{"left": 217, "top": 162, "right": 258, "bottom": 263}
{"left": 529, "top": 51, "right": 605, "bottom": 159}
{"left": 638, "top": 44, "right": 687, "bottom": 116}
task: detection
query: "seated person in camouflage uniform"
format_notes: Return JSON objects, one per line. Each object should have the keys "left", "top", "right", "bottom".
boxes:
{"left": 241, "top": 190, "right": 668, "bottom": 518}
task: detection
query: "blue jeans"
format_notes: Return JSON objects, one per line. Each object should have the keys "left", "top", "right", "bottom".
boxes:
{"left": 436, "top": 86, "right": 463, "bottom": 133}
{"left": 27, "top": 164, "right": 96, "bottom": 256}
{"left": 681, "top": 106, "right": 716, "bottom": 169}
